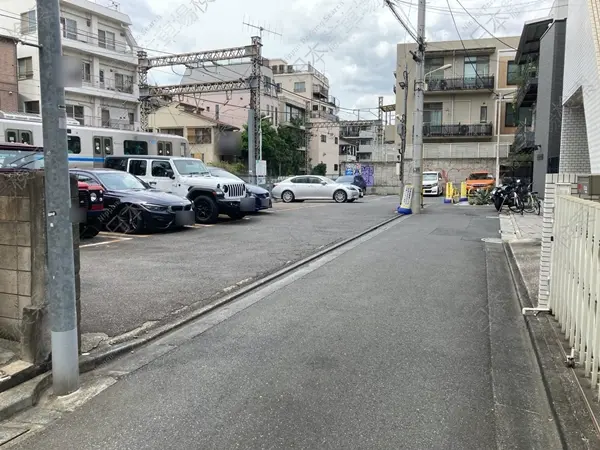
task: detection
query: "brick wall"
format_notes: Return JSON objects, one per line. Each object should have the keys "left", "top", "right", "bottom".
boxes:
{"left": 0, "top": 36, "right": 17, "bottom": 112}
{"left": 559, "top": 105, "right": 591, "bottom": 173}
{"left": 562, "top": 0, "right": 600, "bottom": 173}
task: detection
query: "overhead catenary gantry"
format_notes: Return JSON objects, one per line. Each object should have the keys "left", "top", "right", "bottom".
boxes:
{"left": 137, "top": 38, "right": 263, "bottom": 166}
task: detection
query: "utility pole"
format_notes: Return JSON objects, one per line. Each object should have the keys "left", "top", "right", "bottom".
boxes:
{"left": 248, "top": 35, "right": 262, "bottom": 185}
{"left": 37, "top": 0, "right": 79, "bottom": 396}
{"left": 411, "top": 0, "right": 426, "bottom": 214}
{"left": 398, "top": 64, "right": 409, "bottom": 193}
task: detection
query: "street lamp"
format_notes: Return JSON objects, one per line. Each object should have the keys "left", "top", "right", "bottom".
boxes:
{"left": 425, "top": 64, "right": 452, "bottom": 79}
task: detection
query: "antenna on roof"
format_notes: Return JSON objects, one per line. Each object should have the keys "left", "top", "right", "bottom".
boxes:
{"left": 107, "top": 0, "right": 119, "bottom": 10}
{"left": 242, "top": 18, "right": 282, "bottom": 41}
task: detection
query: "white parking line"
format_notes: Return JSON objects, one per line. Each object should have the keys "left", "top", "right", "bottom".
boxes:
{"left": 98, "top": 231, "right": 151, "bottom": 238}
{"left": 80, "top": 238, "right": 132, "bottom": 248}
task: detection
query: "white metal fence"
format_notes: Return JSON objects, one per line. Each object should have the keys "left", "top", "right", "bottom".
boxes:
{"left": 548, "top": 194, "right": 600, "bottom": 391}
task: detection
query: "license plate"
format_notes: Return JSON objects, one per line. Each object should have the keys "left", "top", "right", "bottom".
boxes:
{"left": 175, "top": 210, "right": 195, "bottom": 226}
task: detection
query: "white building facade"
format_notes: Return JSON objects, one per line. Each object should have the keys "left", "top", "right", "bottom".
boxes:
{"left": 558, "top": 0, "right": 600, "bottom": 173}
{"left": 0, "top": 0, "right": 140, "bottom": 130}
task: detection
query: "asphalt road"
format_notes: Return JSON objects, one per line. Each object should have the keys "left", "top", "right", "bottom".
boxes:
{"left": 12, "top": 204, "right": 562, "bottom": 449}
{"left": 80, "top": 195, "right": 405, "bottom": 337}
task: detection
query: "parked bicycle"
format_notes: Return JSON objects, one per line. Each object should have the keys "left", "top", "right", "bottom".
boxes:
{"left": 491, "top": 178, "right": 525, "bottom": 214}
{"left": 522, "top": 183, "right": 541, "bottom": 215}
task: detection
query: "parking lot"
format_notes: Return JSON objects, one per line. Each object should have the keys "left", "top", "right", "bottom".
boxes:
{"left": 79, "top": 195, "right": 414, "bottom": 342}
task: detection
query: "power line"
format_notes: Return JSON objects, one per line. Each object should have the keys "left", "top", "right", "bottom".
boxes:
{"left": 453, "top": 0, "right": 518, "bottom": 49}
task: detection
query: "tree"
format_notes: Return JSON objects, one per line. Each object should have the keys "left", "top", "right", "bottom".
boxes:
{"left": 311, "top": 163, "right": 326, "bottom": 176}
{"left": 241, "top": 117, "right": 306, "bottom": 176}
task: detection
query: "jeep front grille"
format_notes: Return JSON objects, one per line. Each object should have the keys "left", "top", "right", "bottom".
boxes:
{"left": 79, "top": 191, "right": 90, "bottom": 210}
{"left": 224, "top": 183, "right": 245, "bottom": 198}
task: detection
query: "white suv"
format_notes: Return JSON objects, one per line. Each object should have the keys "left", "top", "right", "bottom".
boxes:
{"left": 104, "top": 156, "right": 255, "bottom": 224}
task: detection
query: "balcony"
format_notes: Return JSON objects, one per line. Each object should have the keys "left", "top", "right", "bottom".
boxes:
{"left": 71, "top": 115, "right": 136, "bottom": 130}
{"left": 312, "top": 84, "right": 329, "bottom": 99}
{"left": 422, "top": 122, "right": 494, "bottom": 139}
{"left": 512, "top": 123, "right": 536, "bottom": 153}
{"left": 425, "top": 76, "right": 495, "bottom": 93}
{"left": 271, "top": 64, "right": 329, "bottom": 85}
{"left": 326, "top": 95, "right": 339, "bottom": 108}
{"left": 310, "top": 110, "right": 338, "bottom": 122}
{"left": 59, "top": 26, "right": 137, "bottom": 64}
{"left": 515, "top": 75, "right": 538, "bottom": 108}
{"left": 67, "top": 73, "right": 138, "bottom": 103}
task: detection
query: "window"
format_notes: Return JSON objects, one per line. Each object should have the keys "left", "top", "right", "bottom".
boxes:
{"left": 423, "top": 102, "right": 443, "bottom": 126}
{"left": 101, "top": 109, "right": 110, "bottom": 127}
{"left": 312, "top": 105, "right": 318, "bottom": 111}
{"left": 507, "top": 61, "right": 519, "bottom": 85}
{"left": 480, "top": 106, "right": 487, "bottom": 123}
{"left": 157, "top": 141, "right": 164, "bottom": 155}
{"left": 334, "top": 164, "right": 339, "bottom": 172}
{"left": 104, "top": 157, "right": 126, "bottom": 171}
{"left": 215, "top": 104, "right": 220, "bottom": 120}
{"left": 165, "top": 142, "right": 172, "bottom": 156}
{"left": 115, "top": 74, "right": 134, "bottom": 93}
{"left": 320, "top": 134, "right": 326, "bottom": 142}
{"left": 335, "top": 137, "right": 339, "bottom": 144}
{"left": 93, "top": 136, "right": 113, "bottom": 155}
{"left": 194, "top": 128, "right": 212, "bottom": 144}
{"left": 66, "top": 105, "right": 84, "bottom": 124}
{"left": 308, "top": 176, "right": 323, "bottom": 184}
{"left": 128, "top": 160, "right": 147, "bottom": 176}
{"left": 99, "top": 70, "right": 105, "bottom": 84}
{"left": 24, "top": 101, "right": 39, "bottom": 114}
{"left": 67, "top": 136, "right": 81, "bottom": 154}
{"left": 6, "top": 129, "right": 32, "bottom": 144}
{"left": 124, "top": 140, "right": 148, "bottom": 155}
{"left": 504, "top": 106, "right": 517, "bottom": 127}
{"left": 291, "top": 177, "right": 308, "bottom": 183}
{"left": 464, "top": 56, "right": 489, "bottom": 81}
{"left": 275, "top": 107, "right": 278, "bottom": 126}
{"left": 98, "top": 30, "right": 116, "bottom": 50}
{"left": 20, "top": 10, "right": 36, "bottom": 33}
{"left": 424, "top": 57, "right": 445, "bottom": 79}
{"left": 62, "top": 17, "right": 77, "bottom": 39}
{"left": 17, "top": 58, "right": 33, "bottom": 80}
{"left": 82, "top": 62, "right": 91, "bottom": 82}
{"left": 162, "top": 128, "right": 184, "bottom": 136}
{"left": 294, "top": 82, "right": 306, "bottom": 92}
{"left": 128, "top": 113, "right": 135, "bottom": 125}
{"left": 151, "top": 161, "right": 172, "bottom": 177}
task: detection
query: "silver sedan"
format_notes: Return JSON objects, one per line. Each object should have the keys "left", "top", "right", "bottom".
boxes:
{"left": 272, "top": 175, "right": 361, "bottom": 203}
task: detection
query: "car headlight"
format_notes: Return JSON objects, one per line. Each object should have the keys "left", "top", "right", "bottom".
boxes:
{"left": 432, "top": 183, "right": 438, "bottom": 187}
{"left": 90, "top": 193, "right": 97, "bottom": 202}
{"left": 142, "top": 203, "right": 168, "bottom": 212}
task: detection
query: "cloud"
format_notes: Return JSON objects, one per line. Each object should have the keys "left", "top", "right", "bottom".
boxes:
{"left": 120, "top": 0, "right": 554, "bottom": 117}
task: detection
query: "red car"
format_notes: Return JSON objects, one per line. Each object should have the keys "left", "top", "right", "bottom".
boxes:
{"left": 77, "top": 180, "right": 105, "bottom": 239}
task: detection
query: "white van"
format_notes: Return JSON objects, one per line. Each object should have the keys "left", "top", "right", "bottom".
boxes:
{"left": 422, "top": 171, "right": 445, "bottom": 196}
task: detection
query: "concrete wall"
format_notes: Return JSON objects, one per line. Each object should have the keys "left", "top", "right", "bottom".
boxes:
{"left": 0, "top": 172, "right": 80, "bottom": 364}
{"left": 534, "top": 20, "right": 566, "bottom": 195}
{"left": 341, "top": 158, "right": 507, "bottom": 194}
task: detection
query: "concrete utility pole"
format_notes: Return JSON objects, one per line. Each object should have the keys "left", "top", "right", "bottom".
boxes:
{"left": 37, "top": 0, "right": 80, "bottom": 395}
{"left": 411, "top": 0, "right": 426, "bottom": 214}
{"left": 399, "top": 65, "right": 409, "bottom": 192}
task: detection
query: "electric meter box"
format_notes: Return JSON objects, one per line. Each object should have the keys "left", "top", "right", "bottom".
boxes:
{"left": 577, "top": 174, "right": 600, "bottom": 197}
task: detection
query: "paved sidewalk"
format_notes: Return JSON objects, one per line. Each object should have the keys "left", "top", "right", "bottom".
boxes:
{"left": 499, "top": 211, "right": 542, "bottom": 242}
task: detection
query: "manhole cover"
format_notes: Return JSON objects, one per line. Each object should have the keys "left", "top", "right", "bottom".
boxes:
{"left": 482, "top": 237, "right": 503, "bottom": 244}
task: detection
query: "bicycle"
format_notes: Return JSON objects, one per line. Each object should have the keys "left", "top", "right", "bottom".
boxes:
{"left": 523, "top": 183, "right": 541, "bottom": 215}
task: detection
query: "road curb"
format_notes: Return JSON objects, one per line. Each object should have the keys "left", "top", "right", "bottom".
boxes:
{"left": 0, "top": 212, "right": 406, "bottom": 424}
{"left": 504, "top": 241, "right": 600, "bottom": 447}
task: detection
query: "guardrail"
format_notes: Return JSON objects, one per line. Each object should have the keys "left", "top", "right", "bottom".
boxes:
{"left": 548, "top": 195, "right": 600, "bottom": 389}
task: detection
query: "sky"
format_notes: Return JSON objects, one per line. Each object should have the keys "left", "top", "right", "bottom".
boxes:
{"left": 119, "top": 0, "right": 554, "bottom": 121}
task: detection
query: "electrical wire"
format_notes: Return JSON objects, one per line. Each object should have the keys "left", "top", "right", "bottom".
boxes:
{"left": 453, "top": 0, "right": 518, "bottom": 49}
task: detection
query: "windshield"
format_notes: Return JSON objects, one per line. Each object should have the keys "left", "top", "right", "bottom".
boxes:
{"left": 0, "top": 149, "right": 44, "bottom": 169}
{"left": 468, "top": 173, "right": 492, "bottom": 180}
{"left": 321, "top": 177, "right": 335, "bottom": 184}
{"left": 423, "top": 173, "right": 438, "bottom": 181}
{"left": 210, "top": 168, "right": 243, "bottom": 182}
{"left": 96, "top": 172, "right": 147, "bottom": 190}
{"left": 173, "top": 159, "right": 210, "bottom": 176}
{"left": 336, "top": 176, "right": 352, "bottom": 183}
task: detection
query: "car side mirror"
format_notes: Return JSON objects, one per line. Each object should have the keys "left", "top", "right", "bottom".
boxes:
{"left": 321, "top": 181, "right": 327, "bottom": 185}
{"left": 166, "top": 170, "right": 174, "bottom": 179}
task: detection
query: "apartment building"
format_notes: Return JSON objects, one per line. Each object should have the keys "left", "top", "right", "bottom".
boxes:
{"left": 557, "top": 0, "right": 600, "bottom": 175}
{"left": 270, "top": 59, "right": 341, "bottom": 176}
{"left": 340, "top": 119, "right": 397, "bottom": 163}
{"left": 511, "top": 17, "right": 567, "bottom": 193}
{"left": 396, "top": 37, "right": 521, "bottom": 180}
{"left": 0, "top": 35, "right": 19, "bottom": 112}
{"left": 0, "top": 0, "right": 140, "bottom": 129}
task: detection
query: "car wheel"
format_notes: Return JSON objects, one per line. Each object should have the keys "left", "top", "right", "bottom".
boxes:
{"left": 334, "top": 190, "right": 347, "bottom": 203}
{"left": 227, "top": 211, "right": 246, "bottom": 220}
{"left": 282, "top": 190, "right": 295, "bottom": 203}
{"left": 194, "top": 196, "right": 219, "bottom": 224}
{"left": 79, "top": 223, "right": 99, "bottom": 239}
{"left": 114, "top": 204, "right": 144, "bottom": 234}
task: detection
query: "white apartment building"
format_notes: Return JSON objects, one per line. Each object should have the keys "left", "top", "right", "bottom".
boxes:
{"left": 178, "top": 62, "right": 280, "bottom": 132}
{"left": 0, "top": 0, "right": 139, "bottom": 130}
{"left": 270, "top": 59, "right": 341, "bottom": 177}
{"left": 556, "top": 0, "right": 600, "bottom": 174}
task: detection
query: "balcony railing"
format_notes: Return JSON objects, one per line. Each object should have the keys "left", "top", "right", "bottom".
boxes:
{"left": 425, "top": 76, "right": 495, "bottom": 92}
{"left": 422, "top": 122, "right": 493, "bottom": 138}
{"left": 312, "top": 84, "right": 329, "bottom": 98}
{"left": 515, "top": 75, "right": 538, "bottom": 108}
{"left": 512, "top": 123, "right": 536, "bottom": 153}
{"left": 70, "top": 115, "right": 136, "bottom": 130}
{"left": 310, "top": 110, "right": 338, "bottom": 122}
{"left": 60, "top": 26, "right": 135, "bottom": 55}
{"left": 270, "top": 63, "right": 329, "bottom": 85}
{"left": 75, "top": 73, "right": 136, "bottom": 95}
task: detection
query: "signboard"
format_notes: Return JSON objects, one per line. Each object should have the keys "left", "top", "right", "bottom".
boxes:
{"left": 397, "top": 184, "right": 414, "bottom": 214}
{"left": 256, "top": 160, "right": 267, "bottom": 185}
